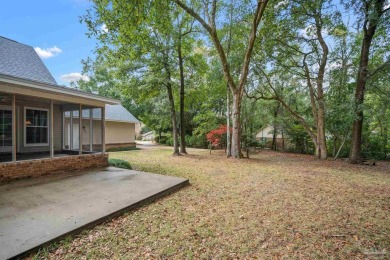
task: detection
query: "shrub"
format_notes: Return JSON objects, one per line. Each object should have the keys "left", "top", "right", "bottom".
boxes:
{"left": 188, "top": 135, "right": 208, "bottom": 148}
{"left": 108, "top": 159, "right": 132, "bottom": 170}
{"left": 155, "top": 135, "right": 168, "bottom": 144}
{"left": 166, "top": 136, "right": 174, "bottom": 146}
{"left": 106, "top": 146, "right": 140, "bottom": 152}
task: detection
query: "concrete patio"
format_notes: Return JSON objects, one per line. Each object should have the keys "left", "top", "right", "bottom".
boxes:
{"left": 0, "top": 167, "right": 189, "bottom": 260}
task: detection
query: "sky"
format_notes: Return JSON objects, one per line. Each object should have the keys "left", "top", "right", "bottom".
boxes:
{"left": 0, "top": 0, "right": 96, "bottom": 86}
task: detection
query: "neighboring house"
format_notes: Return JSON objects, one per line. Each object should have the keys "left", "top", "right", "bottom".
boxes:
{"left": 255, "top": 125, "right": 285, "bottom": 149}
{"left": 0, "top": 36, "right": 136, "bottom": 181}
{"left": 142, "top": 131, "right": 155, "bottom": 141}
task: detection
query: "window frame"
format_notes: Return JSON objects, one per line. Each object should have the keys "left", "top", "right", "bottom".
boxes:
{"left": 24, "top": 106, "right": 50, "bottom": 147}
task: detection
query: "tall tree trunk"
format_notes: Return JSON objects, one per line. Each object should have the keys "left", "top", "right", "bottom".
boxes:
{"left": 166, "top": 82, "right": 180, "bottom": 155}
{"left": 164, "top": 63, "right": 180, "bottom": 155}
{"left": 231, "top": 92, "right": 242, "bottom": 158}
{"left": 226, "top": 84, "right": 232, "bottom": 157}
{"left": 272, "top": 102, "right": 280, "bottom": 150}
{"left": 314, "top": 12, "right": 329, "bottom": 160}
{"left": 177, "top": 38, "right": 187, "bottom": 154}
{"left": 317, "top": 105, "right": 327, "bottom": 159}
{"left": 225, "top": 1, "right": 233, "bottom": 158}
{"left": 350, "top": 0, "right": 385, "bottom": 164}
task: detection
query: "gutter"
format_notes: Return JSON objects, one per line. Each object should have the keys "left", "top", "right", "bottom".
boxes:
{"left": 0, "top": 73, "right": 120, "bottom": 105}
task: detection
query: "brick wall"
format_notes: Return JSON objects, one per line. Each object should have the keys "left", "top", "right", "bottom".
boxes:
{"left": 0, "top": 154, "right": 108, "bottom": 183}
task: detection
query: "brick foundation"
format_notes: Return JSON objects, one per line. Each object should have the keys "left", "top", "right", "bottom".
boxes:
{"left": 0, "top": 153, "right": 108, "bottom": 183}
{"left": 106, "top": 143, "right": 136, "bottom": 150}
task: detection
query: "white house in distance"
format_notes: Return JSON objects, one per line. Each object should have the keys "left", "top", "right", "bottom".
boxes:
{"left": 142, "top": 131, "right": 155, "bottom": 141}
{"left": 255, "top": 125, "right": 284, "bottom": 149}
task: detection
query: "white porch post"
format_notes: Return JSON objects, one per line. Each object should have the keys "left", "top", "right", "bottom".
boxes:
{"left": 90, "top": 108, "right": 93, "bottom": 152}
{"left": 12, "top": 94, "right": 16, "bottom": 162}
{"left": 101, "top": 106, "right": 105, "bottom": 154}
{"left": 79, "top": 104, "right": 82, "bottom": 155}
{"left": 50, "top": 100, "right": 54, "bottom": 158}
{"left": 70, "top": 111, "right": 73, "bottom": 150}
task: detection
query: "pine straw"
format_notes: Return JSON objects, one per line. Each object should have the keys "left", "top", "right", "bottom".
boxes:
{"left": 31, "top": 148, "right": 390, "bottom": 259}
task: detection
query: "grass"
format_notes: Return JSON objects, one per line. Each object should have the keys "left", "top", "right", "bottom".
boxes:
{"left": 32, "top": 147, "right": 390, "bottom": 259}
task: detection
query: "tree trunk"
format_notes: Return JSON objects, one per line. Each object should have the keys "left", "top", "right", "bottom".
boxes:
{"left": 314, "top": 13, "right": 329, "bottom": 160}
{"left": 226, "top": 85, "right": 232, "bottom": 157}
{"left": 334, "top": 137, "right": 347, "bottom": 160}
{"left": 231, "top": 92, "right": 242, "bottom": 158}
{"left": 272, "top": 102, "right": 280, "bottom": 151}
{"left": 349, "top": 0, "right": 384, "bottom": 163}
{"left": 177, "top": 39, "right": 187, "bottom": 154}
{"left": 166, "top": 83, "right": 180, "bottom": 155}
{"left": 272, "top": 128, "right": 277, "bottom": 151}
{"left": 164, "top": 64, "right": 180, "bottom": 156}
{"left": 317, "top": 106, "right": 327, "bottom": 159}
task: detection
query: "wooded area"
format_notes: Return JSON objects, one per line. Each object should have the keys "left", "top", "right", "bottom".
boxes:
{"left": 76, "top": 0, "right": 390, "bottom": 163}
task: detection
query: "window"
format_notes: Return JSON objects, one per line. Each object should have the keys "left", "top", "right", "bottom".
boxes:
{"left": 25, "top": 107, "right": 49, "bottom": 146}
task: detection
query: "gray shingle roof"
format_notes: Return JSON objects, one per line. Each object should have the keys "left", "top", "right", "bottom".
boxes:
{"left": 67, "top": 105, "right": 139, "bottom": 123}
{"left": 0, "top": 36, "right": 57, "bottom": 85}
{"left": 105, "top": 104, "right": 139, "bottom": 123}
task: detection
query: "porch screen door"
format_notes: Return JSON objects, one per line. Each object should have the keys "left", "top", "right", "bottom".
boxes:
{"left": 0, "top": 107, "right": 12, "bottom": 152}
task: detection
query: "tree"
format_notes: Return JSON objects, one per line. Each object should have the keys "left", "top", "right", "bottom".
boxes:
{"left": 82, "top": 0, "right": 191, "bottom": 155}
{"left": 173, "top": 0, "right": 270, "bottom": 158}
{"left": 349, "top": 0, "right": 389, "bottom": 163}
{"left": 251, "top": 0, "right": 345, "bottom": 159}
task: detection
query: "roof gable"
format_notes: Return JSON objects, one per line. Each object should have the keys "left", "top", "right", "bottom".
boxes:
{"left": 0, "top": 36, "right": 57, "bottom": 85}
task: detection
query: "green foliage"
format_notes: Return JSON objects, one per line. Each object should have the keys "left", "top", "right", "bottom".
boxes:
{"left": 155, "top": 135, "right": 168, "bottom": 144}
{"left": 108, "top": 159, "right": 132, "bottom": 170}
{"left": 166, "top": 136, "right": 174, "bottom": 147}
{"left": 187, "top": 135, "right": 208, "bottom": 149}
{"left": 106, "top": 147, "right": 140, "bottom": 152}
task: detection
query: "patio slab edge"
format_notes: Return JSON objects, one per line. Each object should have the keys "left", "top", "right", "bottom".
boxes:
{"left": 10, "top": 177, "right": 189, "bottom": 260}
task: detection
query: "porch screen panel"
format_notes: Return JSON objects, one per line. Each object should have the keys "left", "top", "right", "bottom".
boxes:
{"left": 82, "top": 108, "right": 91, "bottom": 151}
{"left": 0, "top": 109, "right": 12, "bottom": 147}
{"left": 92, "top": 108, "right": 102, "bottom": 152}
{"left": 25, "top": 109, "right": 48, "bottom": 145}
{"left": 72, "top": 110, "right": 80, "bottom": 150}
{"left": 63, "top": 111, "right": 71, "bottom": 150}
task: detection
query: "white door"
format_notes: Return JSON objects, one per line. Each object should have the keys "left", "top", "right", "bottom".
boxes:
{"left": 73, "top": 123, "right": 79, "bottom": 150}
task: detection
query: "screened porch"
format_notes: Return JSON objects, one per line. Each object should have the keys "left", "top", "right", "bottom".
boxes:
{"left": 0, "top": 92, "right": 106, "bottom": 163}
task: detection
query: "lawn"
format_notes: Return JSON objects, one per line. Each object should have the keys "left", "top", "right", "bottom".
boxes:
{"left": 33, "top": 147, "right": 390, "bottom": 259}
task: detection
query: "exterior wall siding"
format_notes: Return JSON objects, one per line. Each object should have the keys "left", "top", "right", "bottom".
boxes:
{"left": 106, "top": 121, "right": 135, "bottom": 144}
{"left": 0, "top": 154, "right": 108, "bottom": 183}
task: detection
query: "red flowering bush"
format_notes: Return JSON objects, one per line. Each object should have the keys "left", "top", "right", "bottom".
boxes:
{"left": 206, "top": 125, "right": 231, "bottom": 148}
